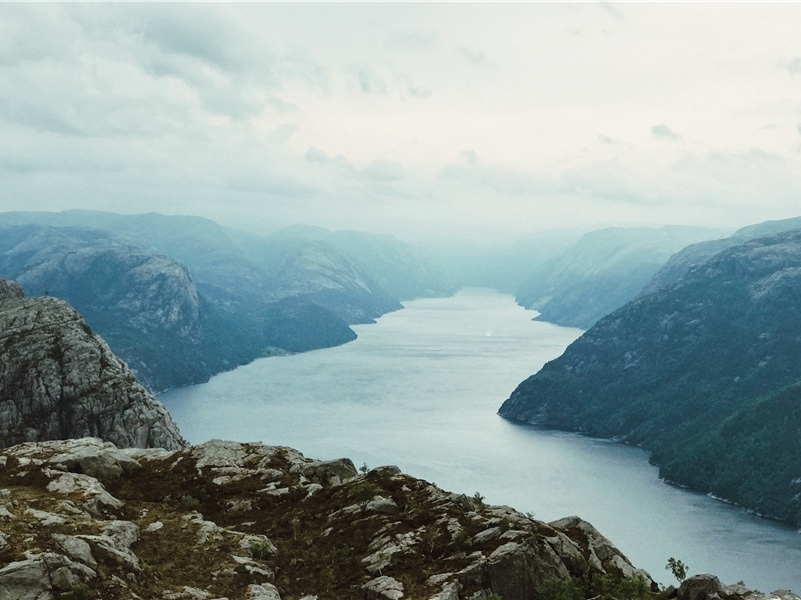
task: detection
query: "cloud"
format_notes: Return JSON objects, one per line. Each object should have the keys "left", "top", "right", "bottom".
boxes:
{"left": 267, "top": 124, "right": 298, "bottom": 144}
{"left": 651, "top": 124, "right": 682, "bottom": 142}
{"left": 460, "top": 150, "right": 479, "bottom": 166}
{"left": 400, "top": 74, "right": 432, "bottom": 99}
{"left": 600, "top": 2, "right": 625, "bottom": 21}
{"left": 364, "top": 160, "right": 405, "bottom": 182}
{"left": 3, "top": 3, "right": 801, "bottom": 241}
{"left": 457, "top": 45, "right": 488, "bottom": 66}
{"left": 356, "top": 67, "right": 388, "bottom": 94}
{"left": 387, "top": 30, "right": 439, "bottom": 51}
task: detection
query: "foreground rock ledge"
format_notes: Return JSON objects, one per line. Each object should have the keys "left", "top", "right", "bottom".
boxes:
{"left": 0, "top": 438, "right": 792, "bottom": 600}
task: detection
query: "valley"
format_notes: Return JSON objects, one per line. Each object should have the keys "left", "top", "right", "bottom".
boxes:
{"left": 159, "top": 289, "right": 801, "bottom": 593}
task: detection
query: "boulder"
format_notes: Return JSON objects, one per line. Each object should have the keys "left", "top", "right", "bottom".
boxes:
{"left": 361, "top": 575, "right": 404, "bottom": 600}
{"left": 678, "top": 574, "right": 730, "bottom": 600}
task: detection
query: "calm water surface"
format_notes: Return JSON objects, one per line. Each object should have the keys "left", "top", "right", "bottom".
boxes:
{"left": 160, "top": 288, "right": 801, "bottom": 592}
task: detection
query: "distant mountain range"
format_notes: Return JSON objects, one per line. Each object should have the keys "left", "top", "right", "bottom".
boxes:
{"left": 500, "top": 219, "right": 801, "bottom": 525}
{"left": 0, "top": 211, "right": 456, "bottom": 391}
{"left": 514, "top": 225, "right": 724, "bottom": 329}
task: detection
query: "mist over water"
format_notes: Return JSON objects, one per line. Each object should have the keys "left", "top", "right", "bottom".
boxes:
{"left": 160, "top": 288, "right": 801, "bottom": 592}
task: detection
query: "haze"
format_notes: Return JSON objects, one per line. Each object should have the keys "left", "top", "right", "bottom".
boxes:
{"left": 2, "top": 3, "right": 801, "bottom": 242}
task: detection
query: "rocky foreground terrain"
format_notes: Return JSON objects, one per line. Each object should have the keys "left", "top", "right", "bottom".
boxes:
{"left": 1, "top": 437, "right": 791, "bottom": 600}
{"left": 0, "top": 277, "right": 185, "bottom": 450}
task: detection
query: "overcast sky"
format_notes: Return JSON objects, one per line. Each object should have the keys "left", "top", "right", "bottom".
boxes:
{"left": 2, "top": 3, "right": 801, "bottom": 242}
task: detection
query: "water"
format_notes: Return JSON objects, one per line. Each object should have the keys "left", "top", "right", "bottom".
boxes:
{"left": 160, "top": 288, "right": 801, "bottom": 592}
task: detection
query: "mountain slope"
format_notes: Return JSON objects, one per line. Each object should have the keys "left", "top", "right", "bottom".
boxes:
{"left": 515, "top": 226, "right": 723, "bottom": 329}
{"left": 0, "top": 225, "right": 356, "bottom": 391}
{"left": 499, "top": 228, "right": 801, "bottom": 525}
{"left": 644, "top": 216, "right": 801, "bottom": 295}
{"left": 229, "top": 224, "right": 458, "bottom": 308}
{"left": 0, "top": 278, "right": 185, "bottom": 450}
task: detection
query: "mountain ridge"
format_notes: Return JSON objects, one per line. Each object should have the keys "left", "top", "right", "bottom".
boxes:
{"left": 499, "top": 227, "right": 801, "bottom": 525}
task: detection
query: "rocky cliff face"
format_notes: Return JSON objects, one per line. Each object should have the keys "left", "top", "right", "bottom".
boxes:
{"left": 500, "top": 228, "right": 801, "bottom": 525}
{"left": 0, "top": 278, "right": 185, "bottom": 450}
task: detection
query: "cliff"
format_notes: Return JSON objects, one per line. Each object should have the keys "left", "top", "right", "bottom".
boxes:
{"left": 0, "top": 278, "right": 186, "bottom": 450}
{"left": 499, "top": 228, "right": 801, "bottom": 525}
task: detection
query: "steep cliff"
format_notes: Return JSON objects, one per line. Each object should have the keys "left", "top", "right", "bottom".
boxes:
{"left": 0, "top": 278, "right": 186, "bottom": 450}
{"left": 499, "top": 229, "right": 801, "bottom": 525}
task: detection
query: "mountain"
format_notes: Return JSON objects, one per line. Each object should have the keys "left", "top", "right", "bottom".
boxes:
{"left": 228, "top": 224, "right": 458, "bottom": 314}
{"left": 499, "top": 228, "right": 801, "bottom": 525}
{"left": 0, "top": 277, "right": 185, "bottom": 450}
{"left": 426, "top": 230, "right": 585, "bottom": 295}
{"left": 644, "top": 216, "right": 801, "bottom": 295}
{"left": 0, "top": 225, "right": 356, "bottom": 392}
{"left": 515, "top": 226, "right": 724, "bottom": 329}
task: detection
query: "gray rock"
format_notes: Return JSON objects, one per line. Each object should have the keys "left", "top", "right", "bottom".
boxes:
{"left": 550, "top": 515, "right": 652, "bottom": 581}
{"left": 0, "top": 278, "right": 24, "bottom": 300}
{"left": 0, "top": 279, "right": 186, "bottom": 450}
{"left": 472, "top": 526, "right": 502, "bottom": 545}
{"left": 248, "top": 583, "right": 282, "bottom": 600}
{"left": 366, "top": 495, "right": 400, "bottom": 515}
{"left": 0, "top": 553, "right": 96, "bottom": 600}
{"left": 361, "top": 575, "right": 404, "bottom": 600}
{"left": 46, "top": 471, "right": 124, "bottom": 515}
{"left": 301, "top": 457, "right": 358, "bottom": 485}
{"left": 678, "top": 574, "right": 731, "bottom": 600}
{"left": 429, "top": 581, "right": 460, "bottom": 600}
{"left": 53, "top": 534, "right": 97, "bottom": 567}
{"left": 50, "top": 438, "right": 142, "bottom": 479}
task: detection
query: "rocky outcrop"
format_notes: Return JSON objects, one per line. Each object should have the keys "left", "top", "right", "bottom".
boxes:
{"left": 500, "top": 228, "right": 801, "bottom": 525}
{"left": 0, "top": 278, "right": 185, "bottom": 450}
{"left": 672, "top": 574, "right": 797, "bottom": 600}
{"left": 0, "top": 437, "right": 668, "bottom": 600}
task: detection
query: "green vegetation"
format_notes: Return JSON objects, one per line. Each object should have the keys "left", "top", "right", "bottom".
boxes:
{"left": 61, "top": 583, "right": 97, "bottom": 600}
{"left": 666, "top": 557, "right": 688, "bottom": 583}
{"left": 538, "top": 572, "right": 653, "bottom": 600}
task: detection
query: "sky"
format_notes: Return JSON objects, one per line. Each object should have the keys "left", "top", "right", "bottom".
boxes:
{"left": 2, "top": 3, "right": 801, "bottom": 242}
